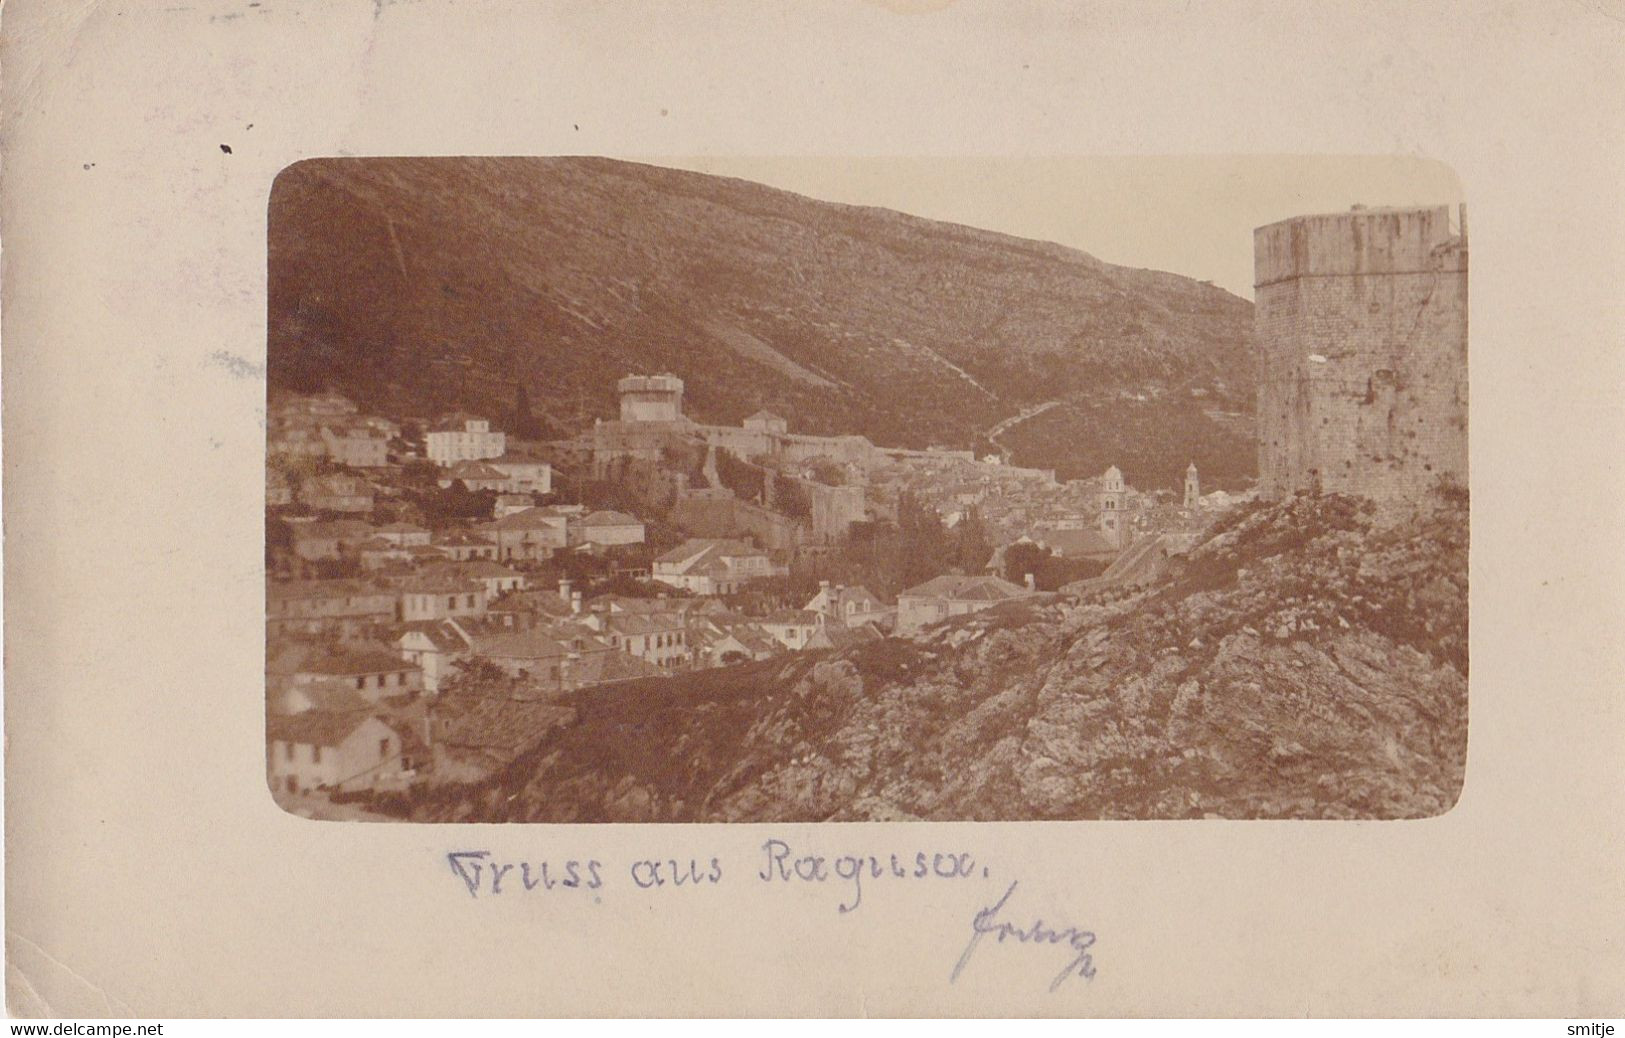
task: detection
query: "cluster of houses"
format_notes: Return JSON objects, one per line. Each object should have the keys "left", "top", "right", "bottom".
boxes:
{"left": 282, "top": 507, "right": 648, "bottom": 569}
{"left": 268, "top": 394, "right": 398, "bottom": 470}
{"left": 268, "top": 536, "right": 1062, "bottom": 804}
{"left": 266, "top": 389, "right": 1233, "bottom": 809}
{"left": 269, "top": 557, "right": 925, "bottom": 800}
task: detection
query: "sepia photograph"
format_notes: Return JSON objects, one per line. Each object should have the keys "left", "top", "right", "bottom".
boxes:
{"left": 13, "top": 0, "right": 1625, "bottom": 1021}
{"left": 262, "top": 156, "right": 1468, "bottom": 824}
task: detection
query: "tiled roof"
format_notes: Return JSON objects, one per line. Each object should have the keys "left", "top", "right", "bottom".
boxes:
{"left": 433, "top": 530, "right": 496, "bottom": 547}
{"left": 484, "top": 507, "right": 568, "bottom": 530}
{"left": 652, "top": 538, "right": 764, "bottom": 573}
{"left": 301, "top": 648, "right": 416, "bottom": 676}
{"left": 267, "top": 578, "right": 394, "bottom": 601}
{"left": 282, "top": 685, "right": 374, "bottom": 714}
{"left": 810, "top": 584, "right": 885, "bottom": 611}
{"left": 577, "top": 510, "right": 640, "bottom": 526}
{"left": 1027, "top": 527, "right": 1117, "bottom": 558}
{"left": 376, "top": 522, "right": 427, "bottom": 534}
{"left": 445, "top": 460, "right": 508, "bottom": 480}
{"left": 429, "top": 413, "right": 492, "bottom": 432}
{"left": 399, "top": 574, "right": 485, "bottom": 594}
{"left": 900, "top": 574, "right": 1033, "bottom": 602}
{"left": 289, "top": 520, "right": 372, "bottom": 541}
{"left": 465, "top": 627, "right": 577, "bottom": 661}
{"left": 419, "top": 560, "right": 524, "bottom": 581}
{"left": 267, "top": 710, "right": 388, "bottom": 748}
{"left": 761, "top": 610, "right": 822, "bottom": 626}
{"left": 429, "top": 695, "right": 573, "bottom": 752}
{"left": 811, "top": 624, "right": 884, "bottom": 651}
{"left": 603, "top": 613, "right": 682, "bottom": 636}
{"left": 711, "top": 622, "right": 778, "bottom": 655}
{"left": 396, "top": 620, "right": 470, "bottom": 652}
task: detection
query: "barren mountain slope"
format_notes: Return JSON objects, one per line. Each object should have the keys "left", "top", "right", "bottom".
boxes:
{"left": 269, "top": 157, "right": 1256, "bottom": 486}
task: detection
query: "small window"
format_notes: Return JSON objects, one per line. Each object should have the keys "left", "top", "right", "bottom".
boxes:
{"left": 355, "top": 676, "right": 365, "bottom": 690}
{"left": 284, "top": 742, "right": 294, "bottom": 761}
{"left": 379, "top": 738, "right": 390, "bottom": 759}
{"left": 312, "top": 745, "right": 322, "bottom": 764}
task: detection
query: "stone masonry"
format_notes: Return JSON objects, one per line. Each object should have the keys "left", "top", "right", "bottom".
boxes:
{"left": 1253, "top": 205, "right": 1468, "bottom": 503}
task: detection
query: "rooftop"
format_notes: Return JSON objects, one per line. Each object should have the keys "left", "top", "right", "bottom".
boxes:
{"left": 900, "top": 574, "right": 1034, "bottom": 602}
{"left": 267, "top": 710, "right": 392, "bottom": 748}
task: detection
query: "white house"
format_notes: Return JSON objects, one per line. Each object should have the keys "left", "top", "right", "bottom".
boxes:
{"left": 417, "top": 561, "right": 527, "bottom": 602}
{"left": 758, "top": 610, "right": 823, "bottom": 652}
{"left": 267, "top": 712, "right": 415, "bottom": 795}
{"left": 488, "top": 457, "right": 552, "bottom": 494}
{"left": 480, "top": 507, "right": 569, "bottom": 562}
{"left": 895, "top": 574, "right": 1036, "bottom": 635}
{"left": 395, "top": 620, "right": 472, "bottom": 694}
{"left": 438, "top": 460, "right": 511, "bottom": 492}
{"left": 398, "top": 575, "right": 488, "bottom": 622}
{"left": 651, "top": 539, "right": 779, "bottom": 596}
{"left": 569, "top": 510, "right": 646, "bottom": 549}
{"left": 803, "top": 581, "right": 889, "bottom": 627}
{"left": 600, "top": 612, "right": 691, "bottom": 670}
{"left": 426, "top": 416, "right": 506, "bottom": 467}
{"left": 433, "top": 529, "right": 498, "bottom": 561}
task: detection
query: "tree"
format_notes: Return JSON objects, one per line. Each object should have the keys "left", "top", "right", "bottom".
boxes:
{"left": 805, "top": 457, "right": 846, "bottom": 487}
{"left": 999, "top": 541, "right": 1108, "bottom": 590}
{"left": 1001, "top": 542, "right": 1052, "bottom": 587}
{"left": 511, "top": 381, "right": 545, "bottom": 440}
{"left": 713, "top": 449, "right": 764, "bottom": 501}
{"left": 948, "top": 508, "right": 993, "bottom": 574}
{"left": 774, "top": 475, "right": 812, "bottom": 520}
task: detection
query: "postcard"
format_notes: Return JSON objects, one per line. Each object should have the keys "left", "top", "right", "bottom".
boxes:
{"left": 4, "top": 0, "right": 1622, "bottom": 1019}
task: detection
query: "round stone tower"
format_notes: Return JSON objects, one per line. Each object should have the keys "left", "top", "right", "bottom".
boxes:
{"left": 1253, "top": 205, "right": 1468, "bottom": 504}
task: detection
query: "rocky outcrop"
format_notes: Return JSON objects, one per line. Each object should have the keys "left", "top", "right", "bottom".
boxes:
{"left": 411, "top": 492, "right": 1467, "bottom": 823}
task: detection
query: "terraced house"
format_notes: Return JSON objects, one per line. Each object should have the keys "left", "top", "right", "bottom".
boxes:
{"left": 652, "top": 538, "right": 779, "bottom": 596}
{"left": 895, "top": 573, "right": 1038, "bottom": 635}
{"left": 480, "top": 506, "right": 569, "bottom": 562}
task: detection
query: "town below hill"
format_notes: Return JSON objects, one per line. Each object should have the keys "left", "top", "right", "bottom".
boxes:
{"left": 268, "top": 156, "right": 1256, "bottom": 490}
{"left": 265, "top": 383, "right": 1239, "bottom": 816}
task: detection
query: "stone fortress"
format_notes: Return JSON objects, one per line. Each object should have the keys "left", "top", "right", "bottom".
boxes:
{"left": 589, "top": 374, "right": 869, "bottom": 544}
{"left": 1253, "top": 204, "right": 1468, "bottom": 504}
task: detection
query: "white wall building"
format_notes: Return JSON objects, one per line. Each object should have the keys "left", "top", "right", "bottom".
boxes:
{"left": 426, "top": 417, "right": 506, "bottom": 467}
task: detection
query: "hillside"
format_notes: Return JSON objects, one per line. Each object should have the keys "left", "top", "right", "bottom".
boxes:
{"left": 411, "top": 491, "right": 1468, "bottom": 823}
{"left": 269, "top": 157, "right": 1257, "bottom": 488}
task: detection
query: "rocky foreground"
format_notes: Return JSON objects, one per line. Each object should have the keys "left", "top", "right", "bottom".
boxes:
{"left": 412, "top": 491, "right": 1468, "bottom": 823}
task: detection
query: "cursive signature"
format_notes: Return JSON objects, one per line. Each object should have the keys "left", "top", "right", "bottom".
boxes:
{"left": 950, "top": 880, "right": 1098, "bottom": 992}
